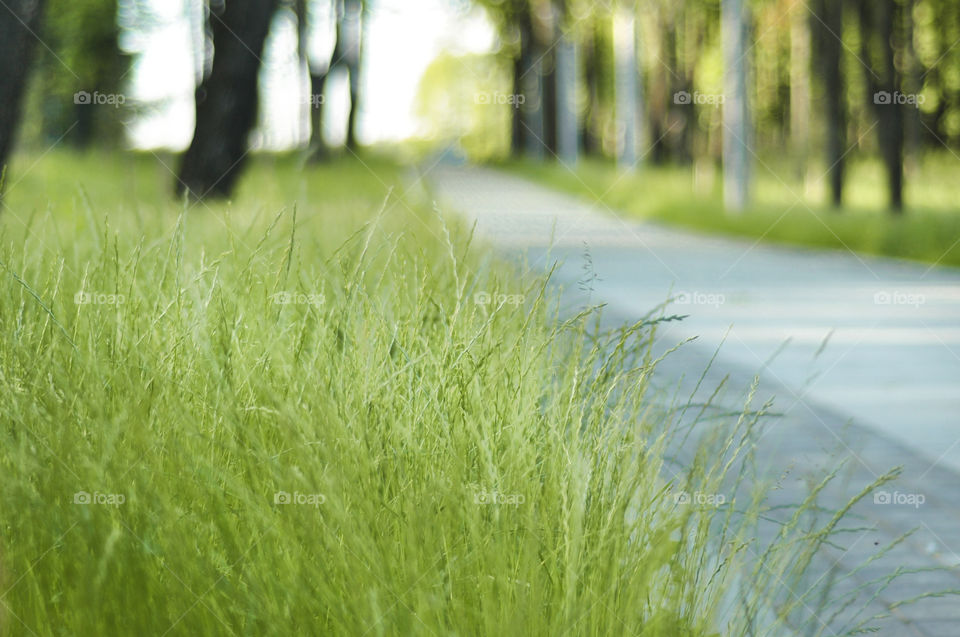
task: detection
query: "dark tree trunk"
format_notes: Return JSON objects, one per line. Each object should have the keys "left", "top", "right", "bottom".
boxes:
{"left": 646, "top": 8, "right": 668, "bottom": 164}
{"left": 511, "top": 52, "right": 525, "bottom": 155}
{"left": 581, "top": 18, "right": 605, "bottom": 157}
{"left": 542, "top": 58, "right": 558, "bottom": 156}
{"left": 812, "top": 0, "right": 846, "bottom": 207}
{"left": 859, "top": 0, "right": 904, "bottom": 213}
{"left": 511, "top": 12, "right": 534, "bottom": 157}
{"left": 346, "top": 69, "right": 360, "bottom": 150}
{"left": 546, "top": 0, "right": 568, "bottom": 160}
{"left": 878, "top": 0, "right": 904, "bottom": 212}
{"left": 309, "top": 71, "right": 329, "bottom": 158}
{"left": 789, "top": 1, "right": 811, "bottom": 182}
{"left": 538, "top": 5, "right": 558, "bottom": 157}
{"left": 902, "top": 0, "right": 921, "bottom": 170}
{"left": 295, "top": 0, "right": 328, "bottom": 160}
{"left": 176, "top": 0, "right": 278, "bottom": 200}
{"left": 343, "top": 0, "right": 362, "bottom": 151}
{"left": 314, "top": 0, "right": 362, "bottom": 153}
{"left": 0, "top": 0, "right": 45, "bottom": 194}
{"left": 74, "top": 101, "right": 95, "bottom": 148}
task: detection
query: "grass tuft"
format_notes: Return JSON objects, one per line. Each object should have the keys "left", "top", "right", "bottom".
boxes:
{"left": 0, "top": 152, "right": 923, "bottom": 635}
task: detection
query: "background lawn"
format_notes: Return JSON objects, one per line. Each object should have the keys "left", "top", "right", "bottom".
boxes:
{"left": 506, "top": 154, "right": 960, "bottom": 267}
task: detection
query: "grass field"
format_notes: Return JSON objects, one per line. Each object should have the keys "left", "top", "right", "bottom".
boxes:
{"left": 506, "top": 154, "right": 960, "bottom": 267}
{"left": 0, "top": 151, "right": 903, "bottom": 635}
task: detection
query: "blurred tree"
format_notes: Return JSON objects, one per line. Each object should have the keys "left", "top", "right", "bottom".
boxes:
{"left": 859, "top": 0, "right": 904, "bottom": 212}
{"left": 0, "top": 0, "right": 43, "bottom": 181}
{"left": 583, "top": 10, "right": 614, "bottom": 157}
{"left": 177, "top": 0, "right": 279, "bottom": 199}
{"left": 415, "top": 52, "right": 512, "bottom": 159}
{"left": 476, "top": 0, "right": 530, "bottom": 154}
{"left": 299, "top": 0, "right": 363, "bottom": 157}
{"left": 789, "top": 0, "right": 810, "bottom": 182}
{"left": 554, "top": 10, "right": 578, "bottom": 164}
{"left": 614, "top": 5, "right": 640, "bottom": 168}
{"left": 465, "top": 0, "right": 959, "bottom": 212}
{"left": 643, "top": 2, "right": 672, "bottom": 163}
{"left": 0, "top": 0, "right": 45, "bottom": 192}
{"left": 478, "top": 0, "right": 569, "bottom": 158}
{"left": 811, "top": 0, "right": 846, "bottom": 207}
{"left": 295, "top": 0, "right": 333, "bottom": 158}
{"left": 927, "top": 0, "right": 960, "bottom": 146}
{"left": 480, "top": 0, "right": 621, "bottom": 160}
{"left": 641, "top": 0, "right": 721, "bottom": 165}
{"left": 721, "top": 0, "right": 751, "bottom": 211}
{"left": 33, "top": 0, "right": 128, "bottom": 148}
{"left": 341, "top": 0, "right": 363, "bottom": 150}
{"left": 0, "top": 0, "right": 45, "bottom": 191}
{"left": 528, "top": 1, "right": 554, "bottom": 158}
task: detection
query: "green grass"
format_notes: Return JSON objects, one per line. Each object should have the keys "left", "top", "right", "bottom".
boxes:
{"left": 0, "top": 150, "right": 906, "bottom": 635}
{"left": 505, "top": 154, "right": 960, "bottom": 267}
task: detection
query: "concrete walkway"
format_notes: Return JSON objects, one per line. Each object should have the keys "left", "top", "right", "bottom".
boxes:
{"left": 429, "top": 165, "right": 960, "bottom": 636}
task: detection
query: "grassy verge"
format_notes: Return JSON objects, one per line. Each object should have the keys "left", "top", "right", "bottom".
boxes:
{"left": 0, "top": 151, "right": 900, "bottom": 635}
{"left": 504, "top": 155, "right": 960, "bottom": 267}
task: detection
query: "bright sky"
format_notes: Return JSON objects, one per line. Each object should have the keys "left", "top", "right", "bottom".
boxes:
{"left": 125, "top": 0, "right": 496, "bottom": 150}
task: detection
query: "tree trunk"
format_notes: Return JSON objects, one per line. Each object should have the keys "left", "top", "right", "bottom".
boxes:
{"left": 615, "top": 7, "right": 639, "bottom": 169}
{"left": 582, "top": 16, "right": 609, "bottom": 157}
{"left": 859, "top": 0, "right": 904, "bottom": 213}
{"left": 307, "top": 0, "right": 341, "bottom": 159}
{"left": 309, "top": 70, "right": 329, "bottom": 158}
{"left": 902, "top": 0, "right": 921, "bottom": 173}
{"left": 346, "top": 70, "right": 360, "bottom": 151}
{"left": 789, "top": 0, "right": 811, "bottom": 183}
{"left": 580, "top": 23, "right": 600, "bottom": 156}
{"left": 294, "top": 0, "right": 309, "bottom": 146}
{"left": 542, "top": 57, "right": 557, "bottom": 156}
{"left": 722, "top": 0, "right": 751, "bottom": 212}
{"left": 73, "top": 99, "right": 97, "bottom": 148}
{"left": 176, "top": 0, "right": 278, "bottom": 200}
{"left": 343, "top": 0, "right": 362, "bottom": 151}
{"left": 646, "top": 7, "right": 668, "bottom": 163}
{"left": 812, "top": 0, "right": 846, "bottom": 207}
{"left": 879, "top": 0, "right": 904, "bottom": 212}
{"left": 511, "top": 52, "right": 526, "bottom": 155}
{"left": 522, "top": 47, "right": 546, "bottom": 159}
{"left": 555, "top": 33, "right": 578, "bottom": 165}
{"left": 0, "top": 0, "right": 45, "bottom": 194}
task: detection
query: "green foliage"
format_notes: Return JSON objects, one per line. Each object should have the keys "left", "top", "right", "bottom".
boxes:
{"left": 415, "top": 53, "right": 513, "bottom": 160}
{"left": 24, "top": 0, "right": 128, "bottom": 148}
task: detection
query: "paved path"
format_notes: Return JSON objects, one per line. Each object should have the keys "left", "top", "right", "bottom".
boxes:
{"left": 429, "top": 165, "right": 960, "bottom": 636}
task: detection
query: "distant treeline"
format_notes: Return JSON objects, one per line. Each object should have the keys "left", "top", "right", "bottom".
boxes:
{"left": 473, "top": 0, "right": 960, "bottom": 212}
